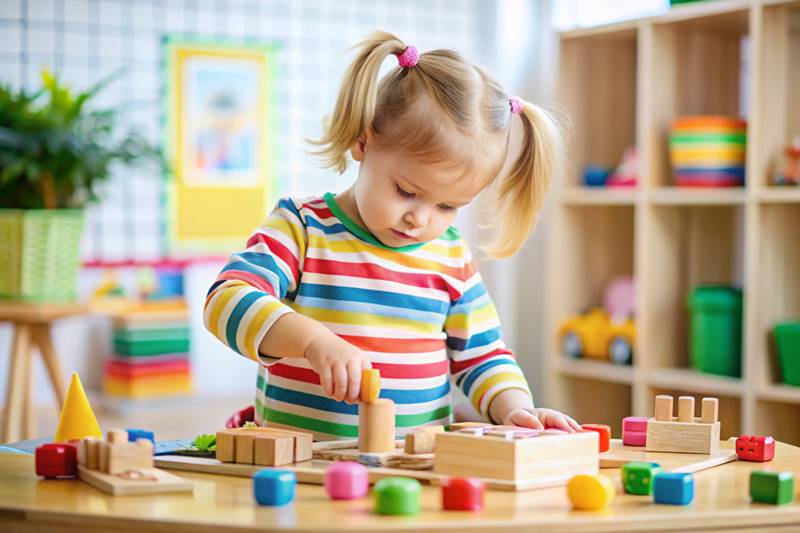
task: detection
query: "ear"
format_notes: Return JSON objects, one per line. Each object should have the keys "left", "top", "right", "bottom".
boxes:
{"left": 350, "top": 129, "right": 373, "bottom": 162}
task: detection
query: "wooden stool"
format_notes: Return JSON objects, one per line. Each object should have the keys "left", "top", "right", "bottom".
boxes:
{"left": 0, "top": 302, "right": 88, "bottom": 443}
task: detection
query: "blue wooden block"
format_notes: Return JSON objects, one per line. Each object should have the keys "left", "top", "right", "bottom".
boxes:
{"left": 253, "top": 469, "right": 296, "bottom": 506}
{"left": 125, "top": 428, "right": 155, "bottom": 444}
{"left": 653, "top": 472, "right": 694, "bottom": 505}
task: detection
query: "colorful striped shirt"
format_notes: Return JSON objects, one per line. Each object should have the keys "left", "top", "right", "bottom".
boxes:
{"left": 204, "top": 193, "right": 532, "bottom": 439}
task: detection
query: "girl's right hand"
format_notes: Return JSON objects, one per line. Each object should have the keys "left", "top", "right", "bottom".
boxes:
{"left": 303, "top": 330, "right": 372, "bottom": 404}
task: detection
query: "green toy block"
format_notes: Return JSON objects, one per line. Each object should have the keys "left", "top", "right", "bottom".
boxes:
{"left": 750, "top": 470, "right": 794, "bottom": 505}
{"left": 621, "top": 461, "right": 662, "bottom": 495}
{"left": 374, "top": 477, "right": 421, "bottom": 515}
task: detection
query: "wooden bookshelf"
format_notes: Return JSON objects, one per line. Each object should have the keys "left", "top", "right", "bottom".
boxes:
{"left": 545, "top": 0, "right": 800, "bottom": 444}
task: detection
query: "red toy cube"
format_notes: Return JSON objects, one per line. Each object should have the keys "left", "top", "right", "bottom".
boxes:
{"left": 35, "top": 443, "right": 77, "bottom": 479}
{"left": 736, "top": 435, "right": 775, "bottom": 462}
{"left": 441, "top": 477, "right": 485, "bottom": 511}
{"left": 581, "top": 424, "right": 611, "bottom": 452}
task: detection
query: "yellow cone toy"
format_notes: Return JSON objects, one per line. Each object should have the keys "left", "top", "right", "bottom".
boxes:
{"left": 53, "top": 373, "right": 102, "bottom": 442}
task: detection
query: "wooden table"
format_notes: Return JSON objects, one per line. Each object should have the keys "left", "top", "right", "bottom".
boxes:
{"left": 0, "top": 302, "right": 88, "bottom": 443}
{"left": 1, "top": 441, "right": 799, "bottom": 532}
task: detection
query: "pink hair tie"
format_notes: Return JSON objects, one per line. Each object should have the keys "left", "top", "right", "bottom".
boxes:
{"left": 509, "top": 95, "right": 522, "bottom": 115}
{"left": 395, "top": 46, "right": 419, "bottom": 68}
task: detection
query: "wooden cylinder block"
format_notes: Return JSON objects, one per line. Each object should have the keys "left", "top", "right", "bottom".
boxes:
{"left": 654, "top": 395, "right": 673, "bottom": 421}
{"left": 358, "top": 399, "right": 396, "bottom": 453}
{"left": 678, "top": 396, "right": 695, "bottom": 422}
{"left": 701, "top": 397, "right": 719, "bottom": 423}
{"left": 107, "top": 429, "right": 128, "bottom": 444}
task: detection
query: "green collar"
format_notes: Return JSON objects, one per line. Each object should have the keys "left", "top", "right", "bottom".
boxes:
{"left": 323, "top": 192, "right": 427, "bottom": 252}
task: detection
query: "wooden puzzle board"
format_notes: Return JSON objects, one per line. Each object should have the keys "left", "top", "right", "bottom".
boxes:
{"left": 599, "top": 439, "right": 737, "bottom": 472}
{"left": 78, "top": 465, "right": 193, "bottom": 496}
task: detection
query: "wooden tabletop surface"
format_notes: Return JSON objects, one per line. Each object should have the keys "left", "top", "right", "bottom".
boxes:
{"left": 1, "top": 441, "right": 799, "bottom": 532}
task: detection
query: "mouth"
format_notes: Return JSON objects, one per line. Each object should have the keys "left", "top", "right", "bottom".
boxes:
{"left": 390, "top": 228, "right": 414, "bottom": 240}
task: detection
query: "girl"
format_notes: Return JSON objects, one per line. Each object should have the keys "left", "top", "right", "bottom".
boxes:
{"left": 204, "top": 31, "right": 580, "bottom": 439}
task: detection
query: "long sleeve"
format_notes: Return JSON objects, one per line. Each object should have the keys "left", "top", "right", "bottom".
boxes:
{"left": 444, "top": 258, "right": 532, "bottom": 420}
{"left": 203, "top": 198, "right": 308, "bottom": 364}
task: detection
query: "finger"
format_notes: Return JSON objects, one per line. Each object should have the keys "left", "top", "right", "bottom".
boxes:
{"left": 566, "top": 416, "right": 582, "bottom": 432}
{"left": 509, "top": 410, "right": 543, "bottom": 429}
{"left": 333, "top": 364, "right": 348, "bottom": 402}
{"left": 318, "top": 366, "right": 334, "bottom": 398}
{"left": 361, "top": 357, "right": 372, "bottom": 371}
{"left": 551, "top": 414, "right": 575, "bottom": 433}
{"left": 346, "top": 362, "right": 361, "bottom": 404}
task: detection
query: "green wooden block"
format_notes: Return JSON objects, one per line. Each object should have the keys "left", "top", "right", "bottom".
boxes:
{"left": 374, "top": 477, "right": 420, "bottom": 515}
{"left": 750, "top": 470, "right": 794, "bottom": 505}
{"left": 622, "top": 461, "right": 662, "bottom": 495}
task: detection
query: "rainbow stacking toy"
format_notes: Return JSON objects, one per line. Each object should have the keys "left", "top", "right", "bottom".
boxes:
{"left": 669, "top": 116, "right": 746, "bottom": 187}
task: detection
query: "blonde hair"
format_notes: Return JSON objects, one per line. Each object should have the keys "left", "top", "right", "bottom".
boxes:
{"left": 308, "top": 30, "right": 563, "bottom": 259}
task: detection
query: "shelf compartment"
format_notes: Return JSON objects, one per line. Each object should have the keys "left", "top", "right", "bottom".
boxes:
{"left": 649, "top": 367, "right": 744, "bottom": 397}
{"left": 754, "top": 399, "right": 800, "bottom": 445}
{"left": 561, "top": 186, "right": 638, "bottom": 206}
{"left": 757, "top": 188, "right": 800, "bottom": 203}
{"left": 557, "top": 357, "right": 634, "bottom": 385}
{"left": 757, "top": 384, "right": 800, "bottom": 405}
{"left": 647, "top": 186, "right": 747, "bottom": 205}
{"left": 649, "top": 386, "right": 741, "bottom": 439}
{"left": 559, "top": 29, "right": 637, "bottom": 187}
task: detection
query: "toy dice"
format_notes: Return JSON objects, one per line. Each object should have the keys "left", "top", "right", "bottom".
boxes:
{"left": 324, "top": 461, "right": 369, "bottom": 500}
{"left": 736, "top": 435, "right": 775, "bottom": 462}
{"left": 441, "top": 477, "right": 485, "bottom": 511}
{"left": 622, "top": 416, "right": 648, "bottom": 447}
{"left": 35, "top": 443, "right": 78, "bottom": 479}
{"left": 653, "top": 472, "right": 694, "bottom": 505}
{"left": 621, "top": 461, "right": 662, "bottom": 495}
{"left": 581, "top": 424, "right": 611, "bottom": 452}
{"left": 253, "top": 469, "right": 296, "bottom": 506}
{"left": 567, "top": 474, "right": 615, "bottom": 511}
{"left": 750, "top": 471, "right": 794, "bottom": 505}
{"left": 374, "top": 477, "right": 421, "bottom": 515}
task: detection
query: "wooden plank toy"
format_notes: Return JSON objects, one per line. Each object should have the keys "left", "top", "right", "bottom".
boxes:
{"left": 645, "top": 395, "right": 720, "bottom": 454}
{"left": 215, "top": 426, "right": 313, "bottom": 466}
{"left": 736, "top": 435, "right": 775, "bottom": 462}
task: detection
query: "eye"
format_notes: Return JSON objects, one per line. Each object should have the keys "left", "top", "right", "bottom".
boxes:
{"left": 437, "top": 203, "right": 455, "bottom": 212}
{"left": 395, "top": 184, "right": 415, "bottom": 199}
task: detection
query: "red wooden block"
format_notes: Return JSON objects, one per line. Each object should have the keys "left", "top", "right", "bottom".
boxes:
{"left": 35, "top": 443, "right": 78, "bottom": 479}
{"left": 736, "top": 435, "right": 775, "bottom": 462}
{"left": 581, "top": 424, "right": 611, "bottom": 452}
{"left": 441, "top": 477, "right": 485, "bottom": 511}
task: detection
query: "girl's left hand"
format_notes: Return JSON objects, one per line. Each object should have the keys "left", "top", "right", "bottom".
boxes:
{"left": 503, "top": 407, "right": 582, "bottom": 433}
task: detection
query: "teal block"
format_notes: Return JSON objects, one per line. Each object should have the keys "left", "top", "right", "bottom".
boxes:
{"left": 253, "top": 469, "right": 296, "bottom": 506}
{"left": 621, "top": 461, "right": 662, "bottom": 495}
{"left": 374, "top": 477, "right": 421, "bottom": 515}
{"left": 750, "top": 471, "right": 794, "bottom": 505}
{"left": 653, "top": 472, "right": 694, "bottom": 505}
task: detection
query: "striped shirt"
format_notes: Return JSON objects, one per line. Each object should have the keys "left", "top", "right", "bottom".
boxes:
{"left": 204, "top": 193, "right": 532, "bottom": 439}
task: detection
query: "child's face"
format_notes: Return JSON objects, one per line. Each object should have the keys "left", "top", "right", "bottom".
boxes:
{"left": 350, "top": 131, "right": 487, "bottom": 247}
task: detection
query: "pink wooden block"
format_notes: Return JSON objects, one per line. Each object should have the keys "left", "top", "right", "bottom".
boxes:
{"left": 622, "top": 416, "right": 649, "bottom": 447}
{"left": 324, "top": 461, "right": 369, "bottom": 500}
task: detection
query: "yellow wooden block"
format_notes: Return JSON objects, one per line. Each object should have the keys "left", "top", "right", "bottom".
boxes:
{"left": 567, "top": 474, "right": 615, "bottom": 511}
{"left": 360, "top": 369, "right": 381, "bottom": 403}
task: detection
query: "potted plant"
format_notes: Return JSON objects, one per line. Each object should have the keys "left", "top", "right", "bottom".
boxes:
{"left": 0, "top": 70, "right": 158, "bottom": 302}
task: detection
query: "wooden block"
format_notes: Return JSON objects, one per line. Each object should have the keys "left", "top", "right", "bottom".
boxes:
{"left": 78, "top": 465, "right": 192, "bottom": 496}
{"left": 98, "top": 442, "right": 110, "bottom": 473}
{"left": 85, "top": 438, "right": 100, "bottom": 471}
{"left": 254, "top": 435, "right": 294, "bottom": 466}
{"left": 654, "top": 395, "right": 673, "bottom": 421}
{"left": 77, "top": 439, "right": 87, "bottom": 466}
{"left": 245, "top": 427, "right": 314, "bottom": 462}
{"left": 422, "top": 425, "right": 446, "bottom": 434}
{"left": 701, "top": 397, "right": 719, "bottom": 423}
{"left": 358, "top": 399, "right": 396, "bottom": 453}
{"left": 215, "top": 430, "right": 236, "bottom": 462}
{"left": 645, "top": 419, "right": 720, "bottom": 455}
{"left": 678, "top": 396, "right": 695, "bottom": 422}
{"left": 360, "top": 368, "right": 381, "bottom": 403}
{"left": 107, "top": 429, "right": 128, "bottom": 444}
{"left": 234, "top": 432, "right": 257, "bottom": 464}
{"left": 448, "top": 422, "right": 491, "bottom": 432}
{"left": 404, "top": 431, "right": 437, "bottom": 454}
{"left": 107, "top": 441, "right": 153, "bottom": 474}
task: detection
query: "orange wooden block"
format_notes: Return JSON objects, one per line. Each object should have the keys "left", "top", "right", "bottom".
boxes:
{"left": 360, "top": 369, "right": 381, "bottom": 403}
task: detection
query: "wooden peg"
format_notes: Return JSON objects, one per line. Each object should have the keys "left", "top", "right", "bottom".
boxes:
{"left": 360, "top": 368, "right": 381, "bottom": 403}
{"left": 678, "top": 396, "right": 695, "bottom": 422}
{"left": 701, "top": 397, "right": 719, "bottom": 423}
{"left": 358, "top": 398, "right": 396, "bottom": 453}
{"left": 654, "top": 395, "right": 673, "bottom": 421}
{"left": 107, "top": 429, "right": 128, "bottom": 444}
{"left": 85, "top": 437, "right": 100, "bottom": 471}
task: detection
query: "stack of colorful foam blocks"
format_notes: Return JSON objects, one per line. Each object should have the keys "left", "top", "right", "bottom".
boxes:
{"left": 669, "top": 116, "right": 747, "bottom": 187}
{"left": 103, "top": 300, "right": 192, "bottom": 399}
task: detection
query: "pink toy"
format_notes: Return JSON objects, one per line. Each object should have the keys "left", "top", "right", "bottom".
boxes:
{"left": 441, "top": 477, "right": 485, "bottom": 511}
{"left": 622, "top": 416, "right": 648, "bottom": 447}
{"left": 604, "top": 276, "right": 635, "bottom": 320}
{"left": 736, "top": 435, "right": 775, "bottom": 462}
{"left": 324, "top": 461, "right": 369, "bottom": 500}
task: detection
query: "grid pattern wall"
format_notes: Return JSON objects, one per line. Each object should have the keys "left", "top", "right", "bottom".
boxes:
{"left": 0, "top": 0, "right": 486, "bottom": 262}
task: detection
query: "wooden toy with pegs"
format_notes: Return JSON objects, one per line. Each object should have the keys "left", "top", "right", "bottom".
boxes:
{"left": 645, "top": 395, "right": 720, "bottom": 454}
{"left": 358, "top": 368, "right": 397, "bottom": 453}
{"left": 215, "top": 426, "right": 313, "bottom": 466}
{"left": 76, "top": 429, "right": 192, "bottom": 496}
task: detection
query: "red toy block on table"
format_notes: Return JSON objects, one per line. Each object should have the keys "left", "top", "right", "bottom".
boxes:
{"left": 622, "top": 416, "right": 648, "bottom": 447}
{"left": 441, "top": 477, "right": 485, "bottom": 511}
{"left": 736, "top": 435, "right": 775, "bottom": 462}
{"left": 35, "top": 443, "right": 78, "bottom": 479}
{"left": 581, "top": 424, "right": 611, "bottom": 452}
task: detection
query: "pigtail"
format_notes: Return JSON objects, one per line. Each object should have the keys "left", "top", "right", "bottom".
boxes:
{"left": 484, "top": 100, "right": 563, "bottom": 259}
{"left": 307, "top": 31, "right": 407, "bottom": 174}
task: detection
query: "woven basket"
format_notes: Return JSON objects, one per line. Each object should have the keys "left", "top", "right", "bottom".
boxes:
{"left": 0, "top": 209, "right": 85, "bottom": 302}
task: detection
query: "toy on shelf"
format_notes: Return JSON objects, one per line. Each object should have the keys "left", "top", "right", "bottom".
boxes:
{"left": 669, "top": 116, "right": 747, "bottom": 187}
{"left": 215, "top": 426, "right": 313, "bottom": 466}
{"left": 582, "top": 165, "right": 611, "bottom": 187}
{"left": 53, "top": 373, "right": 102, "bottom": 443}
{"left": 75, "top": 429, "right": 192, "bottom": 496}
{"left": 653, "top": 472, "right": 694, "bottom": 505}
{"left": 750, "top": 470, "right": 794, "bottom": 505}
{"left": 621, "top": 461, "right": 662, "bottom": 495}
{"left": 374, "top": 477, "right": 421, "bottom": 515}
{"left": 775, "top": 321, "right": 800, "bottom": 386}
{"left": 254, "top": 469, "right": 296, "bottom": 506}
{"left": 772, "top": 134, "right": 800, "bottom": 186}
{"left": 687, "top": 285, "right": 743, "bottom": 378}
{"left": 645, "top": 395, "right": 720, "bottom": 455}
{"left": 736, "top": 435, "right": 775, "bottom": 462}
{"left": 607, "top": 147, "right": 638, "bottom": 188}
{"left": 622, "top": 416, "right": 648, "bottom": 447}
{"left": 567, "top": 474, "right": 615, "bottom": 511}
{"left": 441, "top": 477, "right": 485, "bottom": 511}
{"left": 35, "top": 443, "right": 78, "bottom": 479}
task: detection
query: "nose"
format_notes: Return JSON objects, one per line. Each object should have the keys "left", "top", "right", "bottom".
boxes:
{"left": 404, "top": 207, "right": 429, "bottom": 232}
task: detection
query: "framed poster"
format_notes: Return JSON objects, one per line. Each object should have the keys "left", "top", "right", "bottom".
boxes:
{"left": 163, "top": 37, "right": 279, "bottom": 254}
